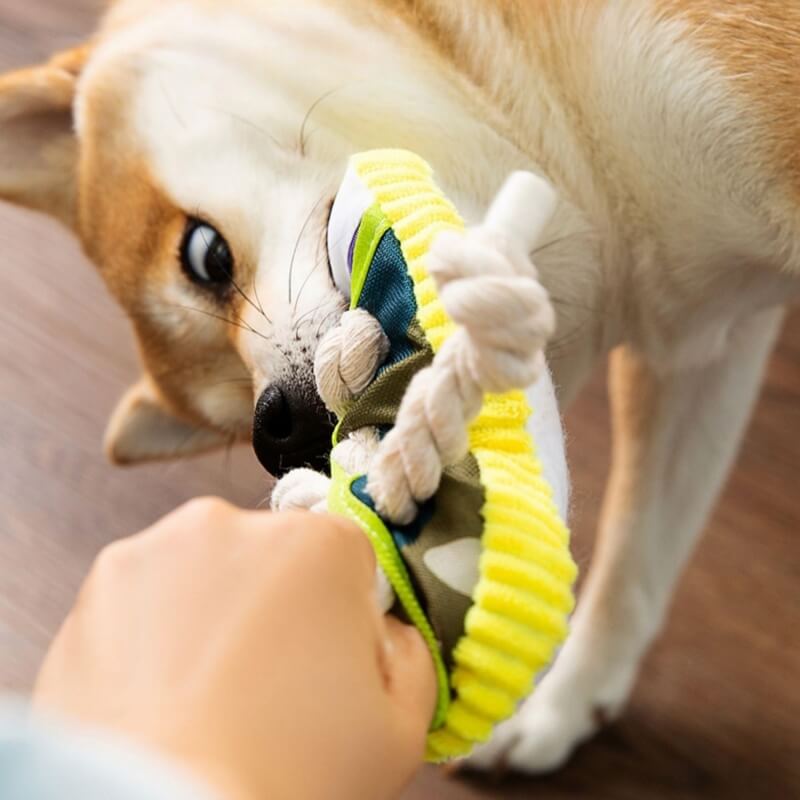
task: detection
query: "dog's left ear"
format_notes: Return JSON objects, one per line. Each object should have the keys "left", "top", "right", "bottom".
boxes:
{"left": 0, "top": 44, "right": 90, "bottom": 227}
{"left": 105, "top": 378, "right": 229, "bottom": 465}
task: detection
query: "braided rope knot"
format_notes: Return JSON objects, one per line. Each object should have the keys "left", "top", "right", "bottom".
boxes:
{"left": 314, "top": 308, "right": 389, "bottom": 416}
{"left": 367, "top": 227, "right": 555, "bottom": 524}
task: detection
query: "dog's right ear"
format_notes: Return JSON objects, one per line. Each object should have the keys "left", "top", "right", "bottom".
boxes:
{"left": 104, "top": 378, "right": 230, "bottom": 465}
{"left": 0, "top": 44, "right": 90, "bottom": 228}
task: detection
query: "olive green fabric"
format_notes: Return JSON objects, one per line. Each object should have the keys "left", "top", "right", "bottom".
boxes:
{"left": 337, "top": 319, "right": 431, "bottom": 439}
{"left": 335, "top": 217, "right": 485, "bottom": 665}
{"left": 400, "top": 459, "right": 482, "bottom": 662}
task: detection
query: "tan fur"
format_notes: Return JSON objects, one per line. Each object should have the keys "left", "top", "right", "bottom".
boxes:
{"left": 0, "top": 46, "right": 89, "bottom": 225}
{"left": 76, "top": 51, "right": 254, "bottom": 448}
{"left": 657, "top": 1, "right": 800, "bottom": 201}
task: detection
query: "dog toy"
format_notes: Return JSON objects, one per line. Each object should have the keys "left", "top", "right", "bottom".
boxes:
{"left": 272, "top": 150, "right": 577, "bottom": 761}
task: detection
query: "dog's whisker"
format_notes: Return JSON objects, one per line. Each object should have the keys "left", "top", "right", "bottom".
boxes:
{"left": 529, "top": 229, "right": 595, "bottom": 260}
{"left": 207, "top": 105, "right": 284, "bottom": 150}
{"left": 128, "top": 305, "right": 248, "bottom": 335}
{"left": 179, "top": 304, "right": 268, "bottom": 341}
{"left": 314, "top": 307, "right": 343, "bottom": 339}
{"left": 292, "top": 251, "right": 329, "bottom": 317}
{"left": 129, "top": 302, "right": 274, "bottom": 345}
{"left": 546, "top": 317, "right": 596, "bottom": 361}
{"left": 549, "top": 294, "right": 602, "bottom": 315}
{"left": 298, "top": 86, "right": 345, "bottom": 157}
{"left": 252, "top": 279, "right": 267, "bottom": 319}
{"left": 293, "top": 199, "right": 335, "bottom": 315}
{"left": 288, "top": 194, "right": 328, "bottom": 305}
{"left": 159, "top": 79, "right": 187, "bottom": 130}
{"left": 293, "top": 299, "right": 329, "bottom": 329}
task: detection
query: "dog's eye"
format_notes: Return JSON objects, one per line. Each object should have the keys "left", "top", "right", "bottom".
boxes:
{"left": 180, "top": 220, "right": 233, "bottom": 285}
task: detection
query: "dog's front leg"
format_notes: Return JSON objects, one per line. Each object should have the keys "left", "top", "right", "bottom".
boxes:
{"left": 468, "top": 306, "right": 785, "bottom": 774}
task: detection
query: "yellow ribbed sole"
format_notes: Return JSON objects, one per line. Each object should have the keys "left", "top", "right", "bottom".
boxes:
{"left": 349, "top": 149, "right": 577, "bottom": 762}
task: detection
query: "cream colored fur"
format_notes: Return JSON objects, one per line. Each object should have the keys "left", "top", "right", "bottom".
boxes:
{"left": 1, "top": 0, "right": 798, "bottom": 775}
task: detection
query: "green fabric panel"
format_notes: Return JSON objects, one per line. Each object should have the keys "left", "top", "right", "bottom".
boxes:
{"left": 350, "top": 204, "right": 390, "bottom": 310}
{"left": 400, "top": 456, "right": 484, "bottom": 664}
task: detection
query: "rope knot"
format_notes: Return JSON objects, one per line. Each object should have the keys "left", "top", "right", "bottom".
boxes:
{"left": 314, "top": 308, "right": 390, "bottom": 416}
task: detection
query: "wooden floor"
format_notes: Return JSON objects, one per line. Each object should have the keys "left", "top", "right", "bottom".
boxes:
{"left": 1, "top": 3, "right": 798, "bottom": 798}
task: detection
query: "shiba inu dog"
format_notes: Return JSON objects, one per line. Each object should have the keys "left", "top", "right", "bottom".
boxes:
{"left": 1, "top": 0, "right": 798, "bottom": 774}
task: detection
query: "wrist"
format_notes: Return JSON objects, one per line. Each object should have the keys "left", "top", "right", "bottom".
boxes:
{"left": 182, "top": 758, "right": 257, "bottom": 800}
{"left": 135, "top": 729, "right": 259, "bottom": 800}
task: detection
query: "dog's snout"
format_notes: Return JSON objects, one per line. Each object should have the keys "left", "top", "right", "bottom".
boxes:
{"left": 252, "top": 383, "right": 334, "bottom": 477}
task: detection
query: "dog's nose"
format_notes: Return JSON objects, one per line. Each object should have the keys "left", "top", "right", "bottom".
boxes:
{"left": 252, "top": 383, "right": 334, "bottom": 477}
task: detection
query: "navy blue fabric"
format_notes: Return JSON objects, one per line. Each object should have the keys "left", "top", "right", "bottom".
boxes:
{"left": 352, "top": 475, "right": 434, "bottom": 548}
{"left": 347, "top": 227, "right": 433, "bottom": 546}
{"left": 355, "top": 229, "right": 418, "bottom": 373}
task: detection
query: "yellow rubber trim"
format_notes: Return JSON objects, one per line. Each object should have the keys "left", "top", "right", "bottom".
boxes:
{"left": 348, "top": 149, "right": 577, "bottom": 762}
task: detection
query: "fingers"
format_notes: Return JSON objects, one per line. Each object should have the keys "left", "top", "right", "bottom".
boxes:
{"left": 269, "top": 510, "right": 379, "bottom": 597}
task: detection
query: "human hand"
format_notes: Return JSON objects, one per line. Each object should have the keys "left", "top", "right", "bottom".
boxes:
{"left": 33, "top": 499, "right": 436, "bottom": 800}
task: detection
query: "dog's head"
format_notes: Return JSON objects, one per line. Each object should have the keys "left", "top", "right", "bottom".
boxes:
{"left": 0, "top": 1, "right": 500, "bottom": 475}
{"left": 0, "top": 8, "right": 353, "bottom": 477}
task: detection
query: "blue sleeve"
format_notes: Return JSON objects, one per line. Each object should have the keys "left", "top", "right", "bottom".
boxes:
{"left": 0, "top": 699, "right": 219, "bottom": 800}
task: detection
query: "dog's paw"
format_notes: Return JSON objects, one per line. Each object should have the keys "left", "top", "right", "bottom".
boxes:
{"left": 465, "top": 690, "right": 599, "bottom": 775}
{"left": 463, "top": 635, "right": 639, "bottom": 775}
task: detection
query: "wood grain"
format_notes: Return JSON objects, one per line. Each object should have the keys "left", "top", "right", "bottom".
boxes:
{"left": 0, "top": 3, "right": 798, "bottom": 798}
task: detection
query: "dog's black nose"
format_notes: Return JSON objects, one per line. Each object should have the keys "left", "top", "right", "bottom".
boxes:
{"left": 252, "top": 383, "right": 334, "bottom": 477}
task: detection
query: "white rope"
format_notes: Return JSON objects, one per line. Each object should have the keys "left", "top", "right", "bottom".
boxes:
{"left": 368, "top": 173, "right": 558, "bottom": 523}
{"left": 314, "top": 308, "right": 389, "bottom": 417}
{"left": 269, "top": 468, "right": 330, "bottom": 514}
{"left": 270, "top": 171, "right": 558, "bottom": 601}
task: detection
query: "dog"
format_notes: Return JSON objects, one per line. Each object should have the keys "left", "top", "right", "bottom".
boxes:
{"left": 1, "top": 0, "right": 798, "bottom": 773}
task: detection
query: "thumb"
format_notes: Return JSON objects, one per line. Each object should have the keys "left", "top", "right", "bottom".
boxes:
{"left": 382, "top": 616, "right": 438, "bottom": 737}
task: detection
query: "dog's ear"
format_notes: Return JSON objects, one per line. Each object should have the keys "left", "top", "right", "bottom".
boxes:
{"left": 105, "top": 378, "right": 229, "bottom": 465}
{"left": 0, "top": 44, "right": 90, "bottom": 228}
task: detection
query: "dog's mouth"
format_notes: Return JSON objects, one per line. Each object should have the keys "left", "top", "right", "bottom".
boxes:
{"left": 255, "top": 435, "right": 332, "bottom": 479}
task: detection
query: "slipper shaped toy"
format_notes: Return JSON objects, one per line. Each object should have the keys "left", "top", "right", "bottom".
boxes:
{"left": 272, "top": 149, "right": 577, "bottom": 762}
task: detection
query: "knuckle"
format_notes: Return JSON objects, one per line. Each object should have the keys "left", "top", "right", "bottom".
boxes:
{"left": 91, "top": 537, "right": 135, "bottom": 578}
{"left": 295, "top": 511, "right": 368, "bottom": 566}
{"left": 152, "top": 496, "right": 236, "bottom": 547}
{"left": 178, "top": 495, "right": 231, "bottom": 523}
